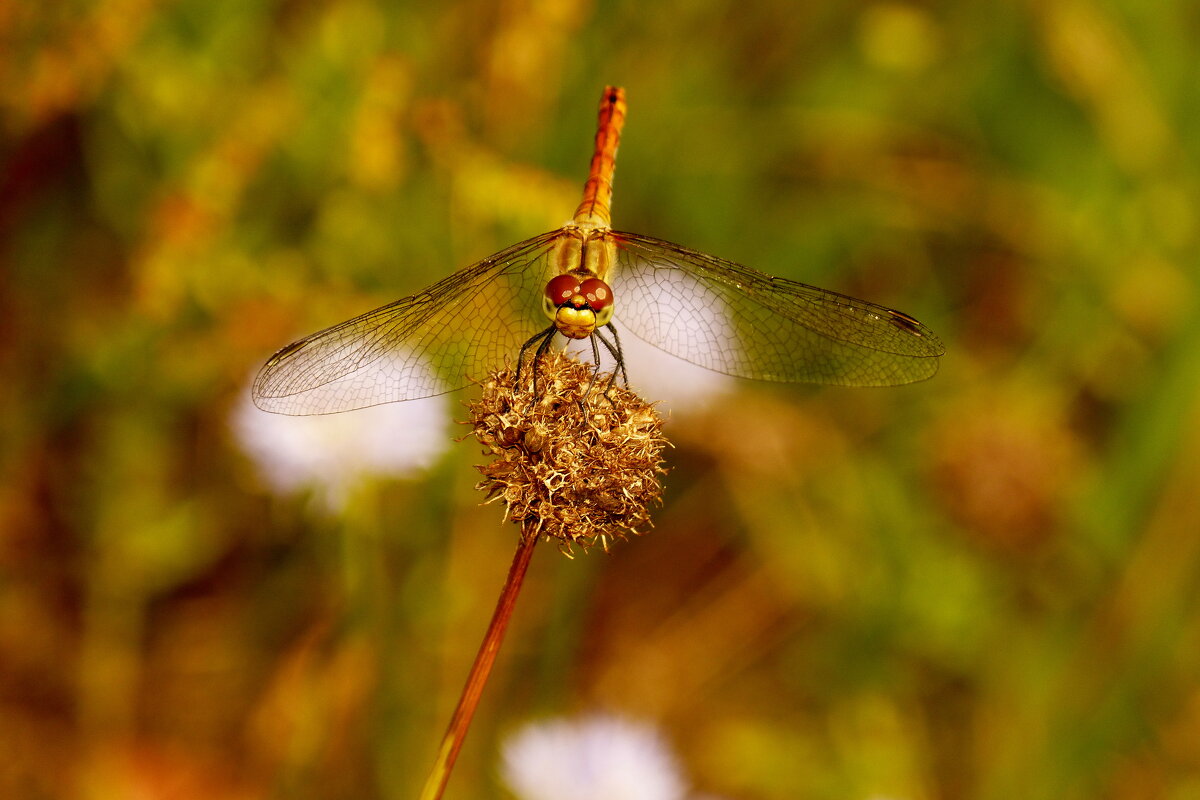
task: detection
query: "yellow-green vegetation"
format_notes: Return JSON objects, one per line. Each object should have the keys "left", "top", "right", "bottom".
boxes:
{"left": 2, "top": 2, "right": 1197, "bottom": 798}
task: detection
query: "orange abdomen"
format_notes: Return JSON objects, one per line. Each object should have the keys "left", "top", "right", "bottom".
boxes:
{"left": 572, "top": 87, "right": 627, "bottom": 228}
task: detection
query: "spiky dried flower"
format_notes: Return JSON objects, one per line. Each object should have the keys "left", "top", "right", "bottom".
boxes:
{"left": 467, "top": 353, "right": 668, "bottom": 553}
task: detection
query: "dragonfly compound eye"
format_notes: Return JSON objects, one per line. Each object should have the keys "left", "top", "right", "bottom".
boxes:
{"left": 545, "top": 275, "right": 581, "bottom": 305}
{"left": 579, "top": 278, "right": 612, "bottom": 310}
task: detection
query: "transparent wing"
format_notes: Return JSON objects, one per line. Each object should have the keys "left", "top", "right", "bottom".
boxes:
{"left": 610, "top": 232, "right": 944, "bottom": 387}
{"left": 252, "top": 231, "right": 562, "bottom": 414}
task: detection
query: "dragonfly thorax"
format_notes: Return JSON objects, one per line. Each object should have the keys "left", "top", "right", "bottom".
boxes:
{"left": 542, "top": 273, "right": 615, "bottom": 339}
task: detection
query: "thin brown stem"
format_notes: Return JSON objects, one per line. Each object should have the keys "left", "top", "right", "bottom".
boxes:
{"left": 419, "top": 528, "right": 539, "bottom": 800}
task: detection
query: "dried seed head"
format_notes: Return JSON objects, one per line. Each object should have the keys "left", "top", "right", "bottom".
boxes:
{"left": 467, "top": 353, "right": 669, "bottom": 553}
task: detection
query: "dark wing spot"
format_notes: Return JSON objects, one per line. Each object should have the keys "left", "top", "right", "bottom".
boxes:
{"left": 887, "top": 310, "right": 925, "bottom": 336}
{"left": 266, "top": 338, "right": 307, "bottom": 365}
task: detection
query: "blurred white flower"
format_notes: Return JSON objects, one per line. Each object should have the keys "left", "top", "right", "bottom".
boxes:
{"left": 231, "top": 385, "right": 450, "bottom": 512}
{"left": 565, "top": 332, "right": 733, "bottom": 416}
{"left": 618, "top": 332, "right": 734, "bottom": 414}
{"left": 501, "top": 714, "right": 687, "bottom": 800}
{"left": 561, "top": 322, "right": 734, "bottom": 418}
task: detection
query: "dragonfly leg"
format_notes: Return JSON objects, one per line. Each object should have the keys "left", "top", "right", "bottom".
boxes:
{"left": 605, "top": 323, "right": 630, "bottom": 388}
{"left": 573, "top": 333, "right": 612, "bottom": 411}
{"left": 531, "top": 328, "right": 558, "bottom": 398}
{"left": 593, "top": 323, "right": 629, "bottom": 401}
{"left": 516, "top": 324, "right": 557, "bottom": 394}
{"left": 584, "top": 333, "right": 604, "bottom": 397}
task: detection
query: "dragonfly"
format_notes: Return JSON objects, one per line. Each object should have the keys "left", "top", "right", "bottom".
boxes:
{"left": 252, "top": 87, "right": 943, "bottom": 415}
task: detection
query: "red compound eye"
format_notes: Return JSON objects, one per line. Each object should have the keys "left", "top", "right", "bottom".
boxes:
{"left": 545, "top": 274, "right": 581, "bottom": 304}
{"left": 579, "top": 277, "right": 612, "bottom": 310}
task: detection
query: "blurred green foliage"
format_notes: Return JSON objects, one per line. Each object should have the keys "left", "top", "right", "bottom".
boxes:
{"left": 2, "top": 1, "right": 1199, "bottom": 798}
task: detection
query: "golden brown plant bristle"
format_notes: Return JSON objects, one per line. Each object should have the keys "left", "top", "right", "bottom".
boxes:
{"left": 467, "top": 353, "right": 668, "bottom": 553}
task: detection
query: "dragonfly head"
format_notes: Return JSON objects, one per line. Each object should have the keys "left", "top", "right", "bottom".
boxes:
{"left": 542, "top": 274, "right": 614, "bottom": 339}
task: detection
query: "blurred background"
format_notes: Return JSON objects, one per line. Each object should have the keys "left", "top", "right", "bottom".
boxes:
{"left": 3, "top": 1, "right": 1198, "bottom": 798}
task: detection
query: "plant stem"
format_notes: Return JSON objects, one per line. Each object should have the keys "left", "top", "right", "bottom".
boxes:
{"left": 419, "top": 528, "right": 539, "bottom": 800}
